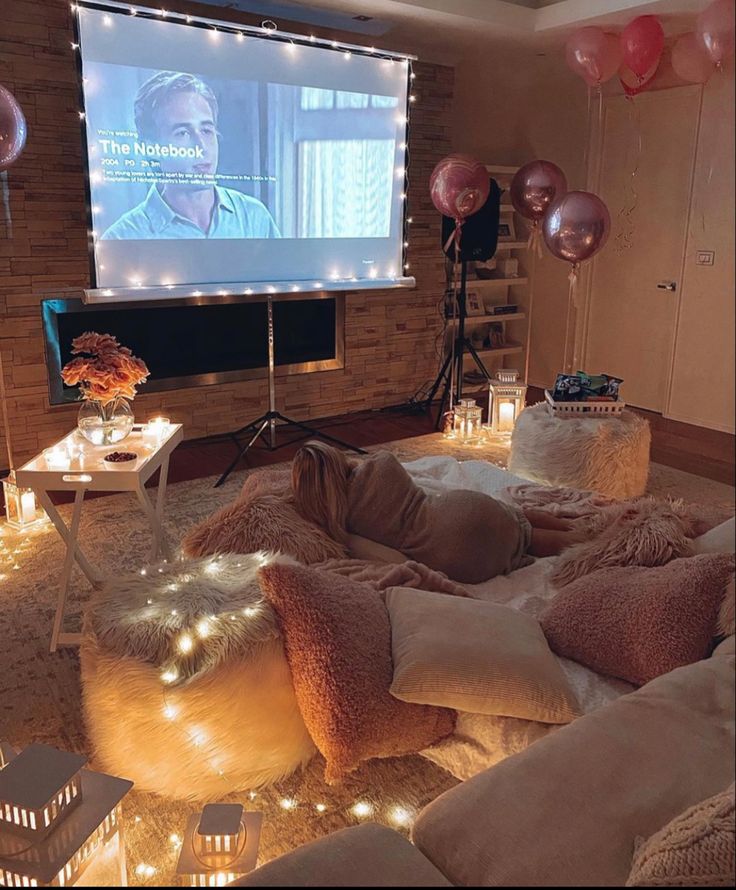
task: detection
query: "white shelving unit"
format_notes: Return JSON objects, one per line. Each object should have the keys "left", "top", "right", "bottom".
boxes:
{"left": 452, "top": 164, "right": 533, "bottom": 385}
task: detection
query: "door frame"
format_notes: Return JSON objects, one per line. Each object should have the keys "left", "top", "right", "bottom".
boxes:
{"left": 575, "top": 84, "right": 704, "bottom": 415}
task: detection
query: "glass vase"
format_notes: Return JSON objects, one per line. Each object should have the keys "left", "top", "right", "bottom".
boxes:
{"left": 77, "top": 397, "right": 134, "bottom": 446}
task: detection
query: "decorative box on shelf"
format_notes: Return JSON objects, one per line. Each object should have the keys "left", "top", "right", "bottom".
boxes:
{"left": 0, "top": 742, "right": 132, "bottom": 887}
{"left": 544, "top": 390, "right": 626, "bottom": 418}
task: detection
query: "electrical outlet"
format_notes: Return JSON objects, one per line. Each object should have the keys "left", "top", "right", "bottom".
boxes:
{"left": 696, "top": 250, "right": 715, "bottom": 266}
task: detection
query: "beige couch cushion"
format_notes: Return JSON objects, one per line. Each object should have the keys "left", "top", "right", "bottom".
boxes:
{"left": 386, "top": 587, "right": 579, "bottom": 723}
{"left": 230, "top": 823, "right": 452, "bottom": 887}
{"left": 692, "top": 516, "right": 735, "bottom": 555}
{"left": 412, "top": 653, "right": 735, "bottom": 887}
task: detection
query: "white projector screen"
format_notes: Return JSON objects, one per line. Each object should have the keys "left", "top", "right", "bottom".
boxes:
{"left": 75, "top": 3, "right": 413, "bottom": 299}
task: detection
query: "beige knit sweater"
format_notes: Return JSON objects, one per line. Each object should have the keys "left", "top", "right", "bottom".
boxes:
{"left": 347, "top": 451, "right": 531, "bottom": 584}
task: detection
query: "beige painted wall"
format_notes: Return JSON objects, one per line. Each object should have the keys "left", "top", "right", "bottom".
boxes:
{"left": 451, "top": 45, "right": 589, "bottom": 388}
{"left": 453, "top": 41, "right": 734, "bottom": 432}
{"left": 667, "top": 67, "right": 735, "bottom": 432}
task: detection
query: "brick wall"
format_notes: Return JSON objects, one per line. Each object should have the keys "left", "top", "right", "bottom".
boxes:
{"left": 0, "top": 0, "right": 453, "bottom": 467}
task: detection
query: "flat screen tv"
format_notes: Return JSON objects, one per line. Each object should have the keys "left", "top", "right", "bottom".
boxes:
{"left": 73, "top": 1, "right": 414, "bottom": 301}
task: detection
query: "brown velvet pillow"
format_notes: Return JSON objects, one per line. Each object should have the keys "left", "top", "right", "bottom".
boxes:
{"left": 540, "top": 554, "right": 736, "bottom": 686}
{"left": 182, "top": 494, "right": 346, "bottom": 564}
{"left": 258, "top": 561, "right": 455, "bottom": 784}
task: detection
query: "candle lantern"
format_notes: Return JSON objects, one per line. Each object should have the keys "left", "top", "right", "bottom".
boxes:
{"left": 176, "top": 803, "right": 262, "bottom": 887}
{"left": 2, "top": 472, "right": 45, "bottom": 532}
{"left": 452, "top": 398, "right": 483, "bottom": 445}
{"left": 488, "top": 370, "right": 527, "bottom": 436}
{"left": 0, "top": 742, "right": 132, "bottom": 887}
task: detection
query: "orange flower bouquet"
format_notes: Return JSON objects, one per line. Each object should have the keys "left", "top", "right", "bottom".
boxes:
{"left": 62, "top": 332, "right": 150, "bottom": 445}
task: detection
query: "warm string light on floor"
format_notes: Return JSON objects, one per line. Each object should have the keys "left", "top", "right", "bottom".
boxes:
{"left": 120, "top": 554, "right": 421, "bottom": 880}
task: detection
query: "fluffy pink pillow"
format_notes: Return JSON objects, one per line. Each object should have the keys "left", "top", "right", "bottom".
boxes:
{"left": 540, "top": 554, "right": 735, "bottom": 686}
{"left": 259, "top": 561, "right": 455, "bottom": 784}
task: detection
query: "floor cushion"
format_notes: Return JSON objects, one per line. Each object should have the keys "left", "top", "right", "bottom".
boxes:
{"left": 692, "top": 516, "right": 736, "bottom": 555}
{"left": 231, "top": 823, "right": 452, "bottom": 887}
{"left": 81, "top": 553, "right": 316, "bottom": 800}
{"left": 412, "top": 653, "right": 735, "bottom": 888}
{"left": 509, "top": 402, "right": 650, "bottom": 499}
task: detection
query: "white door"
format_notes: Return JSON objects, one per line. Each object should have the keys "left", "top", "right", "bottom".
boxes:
{"left": 583, "top": 86, "right": 701, "bottom": 411}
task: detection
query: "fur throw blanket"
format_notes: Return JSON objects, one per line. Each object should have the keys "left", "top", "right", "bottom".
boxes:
{"left": 316, "top": 557, "right": 470, "bottom": 598}
{"left": 550, "top": 497, "right": 696, "bottom": 588}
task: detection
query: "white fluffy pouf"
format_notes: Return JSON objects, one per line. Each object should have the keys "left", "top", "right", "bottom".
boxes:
{"left": 509, "top": 402, "right": 651, "bottom": 500}
{"left": 81, "top": 553, "right": 316, "bottom": 801}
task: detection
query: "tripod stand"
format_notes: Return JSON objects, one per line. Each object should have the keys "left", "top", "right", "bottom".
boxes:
{"left": 214, "top": 294, "right": 366, "bottom": 488}
{"left": 424, "top": 259, "right": 491, "bottom": 430}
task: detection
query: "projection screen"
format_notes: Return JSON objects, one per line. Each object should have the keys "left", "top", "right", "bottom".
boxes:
{"left": 73, "top": 2, "right": 414, "bottom": 302}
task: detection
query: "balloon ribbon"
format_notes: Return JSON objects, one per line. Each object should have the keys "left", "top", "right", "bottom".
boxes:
{"left": 562, "top": 264, "right": 579, "bottom": 373}
{"left": 526, "top": 222, "right": 544, "bottom": 259}
{"left": 1, "top": 172, "right": 12, "bottom": 240}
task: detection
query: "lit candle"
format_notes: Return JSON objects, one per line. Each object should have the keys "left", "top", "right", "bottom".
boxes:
{"left": 144, "top": 416, "right": 171, "bottom": 443}
{"left": 44, "top": 447, "right": 72, "bottom": 471}
{"left": 20, "top": 490, "right": 37, "bottom": 524}
{"left": 498, "top": 401, "right": 516, "bottom": 433}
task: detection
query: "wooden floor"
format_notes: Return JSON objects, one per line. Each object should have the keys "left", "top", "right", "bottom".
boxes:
{"left": 34, "top": 396, "right": 735, "bottom": 507}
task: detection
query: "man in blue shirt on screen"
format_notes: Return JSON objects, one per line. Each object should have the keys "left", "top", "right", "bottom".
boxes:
{"left": 102, "top": 71, "right": 280, "bottom": 240}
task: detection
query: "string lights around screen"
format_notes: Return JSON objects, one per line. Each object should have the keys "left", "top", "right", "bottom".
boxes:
{"left": 69, "top": 1, "right": 418, "bottom": 300}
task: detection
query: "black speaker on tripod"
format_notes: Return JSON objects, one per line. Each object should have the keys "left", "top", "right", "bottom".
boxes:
{"left": 441, "top": 178, "right": 501, "bottom": 262}
{"left": 423, "top": 179, "right": 502, "bottom": 428}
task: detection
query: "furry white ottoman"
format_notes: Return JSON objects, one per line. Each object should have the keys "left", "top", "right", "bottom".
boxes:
{"left": 81, "top": 553, "right": 316, "bottom": 801}
{"left": 509, "top": 402, "right": 650, "bottom": 499}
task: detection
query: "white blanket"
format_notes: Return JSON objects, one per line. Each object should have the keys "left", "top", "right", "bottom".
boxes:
{"left": 402, "top": 456, "right": 633, "bottom": 781}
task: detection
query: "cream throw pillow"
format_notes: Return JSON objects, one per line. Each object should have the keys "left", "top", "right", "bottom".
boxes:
{"left": 386, "top": 588, "right": 580, "bottom": 723}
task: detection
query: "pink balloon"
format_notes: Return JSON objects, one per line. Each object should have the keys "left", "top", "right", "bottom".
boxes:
{"left": 510, "top": 160, "right": 568, "bottom": 223}
{"left": 672, "top": 32, "right": 717, "bottom": 83}
{"left": 621, "top": 15, "right": 665, "bottom": 80}
{"left": 565, "top": 28, "right": 622, "bottom": 87}
{"left": 429, "top": 154, "right": 490, "bottom": 221}
{"left": 696, "top": 0, "right": 735, "bottom": 68}
{"left": 0, "top": 84, "right": 27, "bottom": 172}
{"left": 619, "top": 57, "right": 659, "bottom": 96}
{"left": 542, "top": 191, "right": 611, "bottom": 267}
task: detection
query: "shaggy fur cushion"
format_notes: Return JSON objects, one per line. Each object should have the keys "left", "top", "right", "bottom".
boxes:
{"left": 81, "top": 554, "right": 316, "bottom": 799}
{"left": 181, "top": 493, "right": 347, "bottom": 564}
{"left": 550, "top": 497, "right": 695, "bottom": 588}
{"left": 626, "top": 783, "right": 735, "bottom": 887}
{"left": 259, "top": 561, "right": 456, "bottom": 785}
{"left": 509, "top": 402, "right": 651, "bottom": 500}
{"left": 540, "top": 554, "right": 736, "bottom": 686}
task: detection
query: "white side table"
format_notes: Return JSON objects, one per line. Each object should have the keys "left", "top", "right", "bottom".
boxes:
{"left": 15, "top": 423, "right": 183, "bottom": 652}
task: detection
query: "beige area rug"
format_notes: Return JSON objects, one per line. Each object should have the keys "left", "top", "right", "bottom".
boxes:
{"left": 0, "top": 432, "right": 733, "bottom": 885}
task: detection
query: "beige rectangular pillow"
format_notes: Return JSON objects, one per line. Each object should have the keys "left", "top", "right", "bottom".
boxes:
{"left": 385, "top": 587, "right": 580, "bottom": 723}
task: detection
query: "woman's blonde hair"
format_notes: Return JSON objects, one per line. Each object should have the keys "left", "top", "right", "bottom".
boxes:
{"left": 291, "top": 441, "right": 353, "bottom": 544}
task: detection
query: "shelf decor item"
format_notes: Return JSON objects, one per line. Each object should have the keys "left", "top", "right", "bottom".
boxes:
{"left": 488, "top": 370, "right": 527, "bottom": 435}
{"left": 176, "top": 803, "right": 262, "bottom": 887}
{"left": 0, "top": 741, "right": 132, "bottom": 887}
{"left": 452, "top": 398, "right": 484, "bottom": 444}
{"left": 61, "top": 332, "right": 149, "bottom": 446}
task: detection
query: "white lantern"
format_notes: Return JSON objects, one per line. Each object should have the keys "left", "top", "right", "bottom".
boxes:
{"left": 488, "top": 370, "right": 527, "bottom": 436}
{"left": 452, "top": 398, "right": 483, "bottom": 445}
{"left": 2, "top": 472, "right": 45, "bottom": 532}
{"left": 176, "top": 803, "right": 262, "bottom": 887}
{"left": 0, "top": 742, "right": 132, "bottom": 887}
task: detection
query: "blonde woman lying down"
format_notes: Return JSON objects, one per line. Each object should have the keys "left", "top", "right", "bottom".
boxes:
{"left": 291, "top": 442, "right": 584, "bottom": 585}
